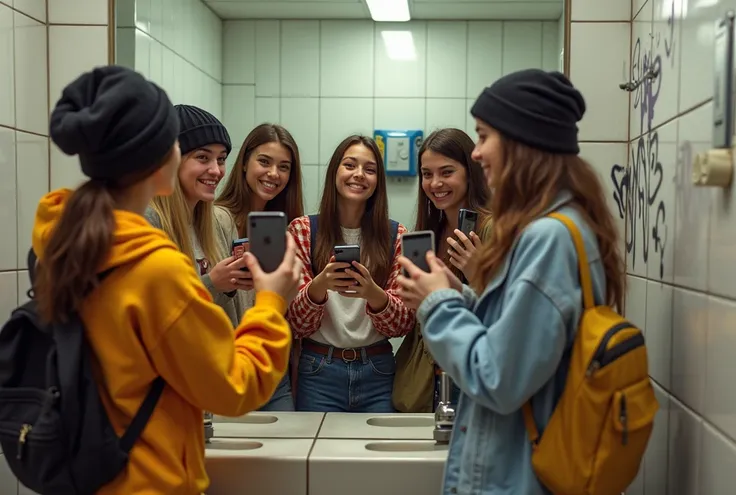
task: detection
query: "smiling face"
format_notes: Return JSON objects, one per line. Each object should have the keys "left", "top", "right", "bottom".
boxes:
{"left": 178, "top": 144, "right": 228, "bottom": 205}
{"left": 335, "top": 143, "right": 378, "bottom": 203}
{"left": 420, "top": 149, "right": 468, "bottom": 212}
{"left": 244, "top": 141, "right": 292, "bottom": 206}
{"left": 472, "top": 119, "right": 505, "bottom": 188}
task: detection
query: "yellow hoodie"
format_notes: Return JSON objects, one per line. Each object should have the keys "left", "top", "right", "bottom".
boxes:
{"left": 32, "top": 189, "right": 291, "bottom": 494}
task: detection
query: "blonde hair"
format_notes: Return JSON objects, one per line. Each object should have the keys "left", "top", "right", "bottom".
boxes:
{"left": 150, "top": 153, "right": 222, "bottom": 267}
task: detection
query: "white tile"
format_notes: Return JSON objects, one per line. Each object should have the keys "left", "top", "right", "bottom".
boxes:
{"left": 644, "top": 281, "right": 672, "bottom": 389}
{"left": 281, "top": 98, "right": 319, "bottom": 165}
{"left": 48, "top": 26, "right": 109, "bottom": 112}
{"left": 301, "top": 164, "right": 322, "bottom": 215}
{"left": 374, "top": 21, "right": 427, "bottom": 98}
{"left": 667, "top": 397, "right": 702, "bottom": 495}
{"left": 674, "top": 103, "right": 711, "bottom": 291}
{"left": 116, "top": 0, "right": 135, "bottom": 28}
{"left": 643, "top": 385, "right": 669, "bottom": 495}
{"left": 387, "top": 178, "right": 418, "bottom": 229}
{"left": 679, "top": 0, "right": 721, "bottom": 112}
{"left": 319, "top": 98, "right": 373, "bottom": 164}
{"left": 630, "top": 1, "right": 654, "bottom": 140}
{"left": 134, "top": 29, "right": 152, "bottom": 80}
{"left": 700, "top": 423, "right": 736, "bottom": 493}
{"left": 223, "top": 21, "right": 255, "bottom": 85}
{"left": 425, "top": 99, "right": 467, "bottom": 135}
{"left": 48, "top": 0, "right": 108, "bottom": 25}
{"left": 541, "top": 22, "right": 560, "bottom": 72}
{"left": 13, "top": 0, "right": 46, "bottom": 22}
{"left": 624, "top": 275, "right": 647, "bottom": 329}
{"left": 281, "top": 21, "right": 319, "bottom": 97}
{"left": 670, "top": 288, "right": 707, "bottom": 412}
{"left": 374, "top": 98, "right": 425, "bottom": 131}
{"left": 501, "top": 22, "right": 543, "bottom": 75}
{"left": 570, "top": 22, "right": 630, "bottom": 142}
{"left": 0, "top": 272, "right": 18, "bottom": 323}
{"left": 0, "top": 5, "right": 14, "bottom": 128}
{"left": 17, "top": 270, "right": 30, "bottom": 306}
{"left": 709, "top": 136, "right": 736, "bottom": 299}
{"left": 465, "top": 98, "right": 477, "bottom": 137}
{"left": 135, "top": 0, "right": 152, "bottom": 33}
{"left": 649, "top": 119, "right": 677, "bottom": 282}
{"left": 704, "top": 296, "right": 736, "bottom": 440}
{"left": 571, "top": 0, "right": 631, "bottom": 21}
{"left": 160, "top": 46, "right": 176, "bottom": 101}
{"left": 149, "top": 0, "right": 164, "bottom": 42}
{"left": 633, "top": 0, "right": 650, "bottom": 19}
{"left": 320, "top": 20, "right": 374, "bottom": 98}
{"left": 148, "top": 39, "right": 163, "bottom": 88}
{"left": 15, "top": 131, "right": 48, "bottom": 268}
{"left": 115, "top": 27, "right": 136, "bottom": 70}
{"left": 50, "top": 143, "right": 85, "bottom": 191}
{"left": 160, "top": 0, "right": 177, "bottom": 54}
{"left": 255, "top": 20, "right": 280, "bottom": 97}
{"left": 0, "top": 453, "right": 18, "bottom": 492}
{"left": 649, "top": 0, "right": 682, "bottom": 129}
{"left": 222, "top": 85, "right": 255, "bottom": 153}
{"left": 466, "top": 21, "right": 502, "bottom": 98}
{"left": 13, "top": 12, "right": 47, "bottom": 135}
{"left": 255, "top": 97, "right": 280, "bottom": 126}
{"left": 0, "top": 128, "right": 17, "bottom": 271}
{"left": 426, "top": 22, "right": 466, "bottom": 98}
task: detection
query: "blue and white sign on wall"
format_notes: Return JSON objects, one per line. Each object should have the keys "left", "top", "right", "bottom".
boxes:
{"left": 373, "top": 129, "right": 423, "bottom": 177}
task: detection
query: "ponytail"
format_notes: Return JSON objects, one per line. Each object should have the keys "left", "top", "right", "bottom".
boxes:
{"left": 36, "top": 180, "right": 116, "bottom": 324}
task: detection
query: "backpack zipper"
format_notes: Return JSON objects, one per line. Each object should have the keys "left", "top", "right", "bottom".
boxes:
{"left": 17, "top": 424, "right": 32, "bottom": 460}
{"left": 586, "top": 322, "right": 645, "bottom": 377}
{"left": 620, "top": 395, "right": 628, "bottom": 445}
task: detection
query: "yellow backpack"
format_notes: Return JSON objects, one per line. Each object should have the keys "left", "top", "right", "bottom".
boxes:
{"left": 521, "top": 212, "right": 659, "bottom": 495}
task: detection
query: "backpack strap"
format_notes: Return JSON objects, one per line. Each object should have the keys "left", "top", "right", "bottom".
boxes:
{"left": 521, "top": 212, "right": 594, "bottom": 448}
{"left": 308, "top": 215, "right": 319, "bottom": 275}
{"left": 119, "top": 377, "right": 166, "bottom": 453}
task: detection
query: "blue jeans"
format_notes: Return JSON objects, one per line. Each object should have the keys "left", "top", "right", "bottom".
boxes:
{"left": 259, "top": 372, "right": 295, "bottom": 411}
{"left": 296, "top": 340, "right": 396, "bottom": 412}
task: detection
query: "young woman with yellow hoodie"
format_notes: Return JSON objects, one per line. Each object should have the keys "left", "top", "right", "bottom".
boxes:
{"left": 33, "top": 65, "right": 301, "bottom": 495}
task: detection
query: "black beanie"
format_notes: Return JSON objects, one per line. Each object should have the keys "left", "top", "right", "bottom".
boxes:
{"left": 175, "top": 105, "right": 232, "bottom": 156}
{"left": 49, "top": 65, "right": 179, "bottom": 181}
{"left": 471, "top": 69, "right": 586, "bottom": 154}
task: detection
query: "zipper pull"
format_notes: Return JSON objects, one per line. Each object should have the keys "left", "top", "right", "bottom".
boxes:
{"left": 17, "top": 424, "right": 32, "bottom": 460}
{"left": 586, "top": 360, "right": 600, "bottom": 377}
{"left": 620, "top": 395, "right": 628, "bottom": 445}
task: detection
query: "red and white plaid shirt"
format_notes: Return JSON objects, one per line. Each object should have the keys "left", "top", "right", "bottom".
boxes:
{"left": 286, "top": 216, "right": 416, "bottom": 341}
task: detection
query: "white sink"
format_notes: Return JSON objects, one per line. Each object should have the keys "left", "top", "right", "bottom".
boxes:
{"left": 318, "top": 412, "right": 435, "bottom": 440}
{"left": 308, "top": 439, "right": 448, "bottom": 495}
{"left": 213, "top": 411, "right": 325, "bottom": 438}
{"left": 206, "top": 438, "right": 313, "bottom": 495}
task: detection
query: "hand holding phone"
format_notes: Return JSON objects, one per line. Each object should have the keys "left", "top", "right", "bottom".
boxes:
{"left": 401, "top": 231, "right": 435, "bottom": 273}
{"left": 232, "top": 238, "right": 251, "bottom": 273}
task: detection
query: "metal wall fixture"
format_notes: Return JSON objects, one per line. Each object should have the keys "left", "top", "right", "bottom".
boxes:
{"left": 619, "top": 66, "right": 660, "bottom": 92}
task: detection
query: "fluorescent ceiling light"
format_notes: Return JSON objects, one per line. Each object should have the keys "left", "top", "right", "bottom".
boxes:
{"left": 381, "top": 31, "right": 416, "bottom": 61}
{"left": 366, "top": 0, "right": 410, "bottom": 22}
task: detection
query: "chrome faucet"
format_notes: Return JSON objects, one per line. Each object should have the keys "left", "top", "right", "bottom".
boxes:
{"left": 204, "top": 411, "right": 214, "bottom": 443}
{"left": 433, "top": 371, "right": 455, "bottom": 444}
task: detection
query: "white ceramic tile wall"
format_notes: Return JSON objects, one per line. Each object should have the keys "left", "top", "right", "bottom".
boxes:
{"left": 116, "top": 0, "right": 223, "bottom": 120}
{"left": 222, "top": 19, "right": 560, "bottom": 224}
{"left": 572, "top": 0, "right": 736, "bottom": 492}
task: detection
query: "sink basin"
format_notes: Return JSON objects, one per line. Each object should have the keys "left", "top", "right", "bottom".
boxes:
{"left": 309, "top": 439, "right": 448, "bottom": 495}
{"left": 213, "top": 411, "right": 325, "bottom": 439}
{"left": 206, "top": 438, "right": 313, "bottom": 495}
{"left": 319, "top": 412, "right": 435, "bottom": 440}
{"left": 365, "top": 416, "right": 434, "bottom": 428}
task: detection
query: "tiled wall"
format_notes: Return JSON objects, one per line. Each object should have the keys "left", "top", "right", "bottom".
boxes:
{"left": 0, "top": 0, "right": 109, "bottom": 491}
{"left": 573, "top": 0, "right": 736, "bottom": 492}
{"left": 116, "top": 0, "right": 223, "bottom": 119}
{"left": 221, "top": 19, "right": 561, "bottom": 227}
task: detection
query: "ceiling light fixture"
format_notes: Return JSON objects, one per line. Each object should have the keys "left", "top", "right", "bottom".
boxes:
{"left": 365, "top": 0, "right": 410, "bottom": 22}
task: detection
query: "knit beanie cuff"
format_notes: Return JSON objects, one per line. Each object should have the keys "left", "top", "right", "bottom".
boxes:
{"left": 178, "top": 123, "right": 232, "bottom": 156}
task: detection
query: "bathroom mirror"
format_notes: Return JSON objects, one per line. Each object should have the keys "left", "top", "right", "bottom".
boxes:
{"left": 113, "top": 0, "right": 567, "bottom": 412}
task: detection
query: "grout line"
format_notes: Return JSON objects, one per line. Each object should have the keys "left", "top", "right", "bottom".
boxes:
{"left": 317, "top": 20, "right": 322, "bottom": 165}
{"left": 624, "top": 273, "right": 736, "bottom": 302}
{"left": 48, "top": 22, "right": 107, "bottom": 27}
{"left": 45, "top": 0, "right": 51, "bottom": 195}
{"left": 1, "top": 2, "right": 45, "bottom": 25}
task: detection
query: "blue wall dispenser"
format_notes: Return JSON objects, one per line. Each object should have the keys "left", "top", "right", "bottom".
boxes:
{"left": 373, "top": 129, "right": 424, "bottom": 177}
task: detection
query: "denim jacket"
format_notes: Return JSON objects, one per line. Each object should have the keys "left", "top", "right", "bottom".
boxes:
{"left": 417, "top": 192, "right": 607, "bottom": 495}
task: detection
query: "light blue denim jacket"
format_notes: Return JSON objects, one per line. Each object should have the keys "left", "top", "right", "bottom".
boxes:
{"left": 418, "top": 192, "right": 607, "bottom": 495}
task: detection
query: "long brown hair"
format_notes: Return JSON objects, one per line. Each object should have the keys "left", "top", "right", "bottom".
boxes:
{"left": 36, "top": 150, "right": 175, "bottom": 324}
{"left": 414, "top": 128, "right": 492, "bottom": 277}
{"left": 314, "top": 135, "right": 393, "bottom": 288}
{"left": 471, "top": 136, "right": 625, "bottom": 310}
{"left": 215, "top": 123, "right": 304, "bottom": 237}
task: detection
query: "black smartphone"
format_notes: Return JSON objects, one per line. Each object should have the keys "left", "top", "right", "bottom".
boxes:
{"left": 458, "top": 209, "right": 478, "bottom": 236}
{"left": 231, "top": 238, "right": 249, "bottom": 272}
{"left": 247, "top": 212, "right": 287, "bottom": 273}
{"left": 401, "top": 231, "right": 435, "bottom": 273}
{"left": 334, "top": 244, "right": 360, "bottom": 273}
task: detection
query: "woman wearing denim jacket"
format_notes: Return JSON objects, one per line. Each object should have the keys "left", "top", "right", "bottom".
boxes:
{"left": 396, "top": 69, "right": 626, "bottom": 495}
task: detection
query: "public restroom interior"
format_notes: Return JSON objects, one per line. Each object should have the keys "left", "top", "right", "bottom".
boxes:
{"left": 0, "top": 0, "right": 734, "bottom": 493}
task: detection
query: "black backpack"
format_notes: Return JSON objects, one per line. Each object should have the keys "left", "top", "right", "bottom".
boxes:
{"left": 0, "top": 249, "right": 165, "bottom": 495}
{"left": 307, "top": 215, "right": 400, "bottom": 275}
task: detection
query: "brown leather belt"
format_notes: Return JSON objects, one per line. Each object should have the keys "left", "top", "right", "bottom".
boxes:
{"left": 301, "top": 339, "right": 393, "bottom": 362}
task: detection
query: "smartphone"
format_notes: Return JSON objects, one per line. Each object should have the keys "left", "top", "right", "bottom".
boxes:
{"left": 458, "top": 209, "right": 478, "bottom": 236}
{"left": 334, "top": 244, "right": 360, "bottom": 273}
{"left": 247, "top": 212, "right": 287, "bottom": 273}
{"left": 401, "top": 231, "right": 435, "bottom": 273}
{"left": 231, "top": 237, "right": 249, "bottom": 271}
